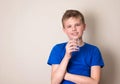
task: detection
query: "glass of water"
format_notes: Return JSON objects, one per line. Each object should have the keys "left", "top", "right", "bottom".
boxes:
{"left": 72, "top": 38, "right": 80, "bottom": 51}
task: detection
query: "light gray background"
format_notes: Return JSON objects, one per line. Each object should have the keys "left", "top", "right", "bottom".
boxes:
{"left": 0, "top": 0, "right": 120, "bottom": 84}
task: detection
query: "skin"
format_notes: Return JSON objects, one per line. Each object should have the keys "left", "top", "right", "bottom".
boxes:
{"left": 51, "top": 17, "right": 101, "bottom": 84}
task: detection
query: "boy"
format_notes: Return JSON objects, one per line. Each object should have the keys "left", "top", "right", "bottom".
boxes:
{"left": 47, "top": 9, "right": 104, "bottom": 84}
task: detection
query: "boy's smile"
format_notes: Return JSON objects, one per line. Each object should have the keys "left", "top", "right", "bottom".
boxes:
{"left": 71, "top": 32, "right": 79, "bottom": 37}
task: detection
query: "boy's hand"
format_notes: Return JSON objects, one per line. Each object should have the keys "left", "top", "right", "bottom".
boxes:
{"left": 65, "top": 40, "right": 78, "bottom": 56}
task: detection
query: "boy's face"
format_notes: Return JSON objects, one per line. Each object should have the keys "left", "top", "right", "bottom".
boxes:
{"left": 63, "top": 17, "right": 86, "bottom": 40}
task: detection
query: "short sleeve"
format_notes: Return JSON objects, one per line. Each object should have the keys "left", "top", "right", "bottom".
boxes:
{"left": 91, "top": 47, "right": 104, "bottom": 68}
{"left": 47, "top": 44, "right": 62, "bottom": 65}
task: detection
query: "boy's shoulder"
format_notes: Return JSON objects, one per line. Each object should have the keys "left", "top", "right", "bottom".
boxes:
{"left": 51, "top": 42, "right": 67, "bottom": 51}
{"left": 54, "top": 42, "right": 67, "bottom": 48}
{"left": 85, "top": 42, "right": 97, "bottom": 47}
{"left": 84, "top": 42, "right": 100, "bottom": 49}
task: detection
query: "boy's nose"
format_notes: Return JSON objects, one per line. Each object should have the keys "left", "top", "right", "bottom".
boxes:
{"left": 72, "top": 26, "right": 77, "bottom": 31}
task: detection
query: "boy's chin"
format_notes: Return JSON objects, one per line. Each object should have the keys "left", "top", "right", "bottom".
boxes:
{"left": 71, "top": 36, "right": 79, "bottom": 39}
{"left": 69, "top": 37, "right": 79, "bottom": 40}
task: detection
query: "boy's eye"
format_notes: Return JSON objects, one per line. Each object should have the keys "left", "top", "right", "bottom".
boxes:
{"left": 67, "top": 25, "right": 72, "bottom": 28}
{"left": 75, "top": 23, "right": 81, "bottom": 26}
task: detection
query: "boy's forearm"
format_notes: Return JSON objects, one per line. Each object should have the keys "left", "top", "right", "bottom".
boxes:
{"left": 64, "top": 72, "right": 99, "bottom": 84}
{"left": 52, "top": 54, "right": 71, "bottom": 84}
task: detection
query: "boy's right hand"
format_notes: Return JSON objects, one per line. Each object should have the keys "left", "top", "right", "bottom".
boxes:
{"left": 65, "top": 40, "right": 78, "bottom": 56}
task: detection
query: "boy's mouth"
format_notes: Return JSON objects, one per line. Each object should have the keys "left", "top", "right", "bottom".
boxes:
{"left": 71, "top": 32, "right": 79, "bottom": 36}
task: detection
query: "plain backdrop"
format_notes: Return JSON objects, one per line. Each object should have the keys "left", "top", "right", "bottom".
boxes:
{"left": 0, "top": 0, "right": 120, "bottom": 84}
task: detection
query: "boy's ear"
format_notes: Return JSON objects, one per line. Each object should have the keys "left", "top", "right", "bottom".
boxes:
{"left": 62, "top": 28, "right": 66, "bottom": 33}
{"left": 83, "top": 24, "right": 86, "bottom": 31}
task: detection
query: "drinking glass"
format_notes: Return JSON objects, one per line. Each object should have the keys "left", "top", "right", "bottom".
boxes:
{"left": 72, "top": 38, "right": 80, "bottom": 51}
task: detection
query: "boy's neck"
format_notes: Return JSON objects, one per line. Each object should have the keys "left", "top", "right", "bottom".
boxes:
{"left": 78, "top": 39, "right": 84, "bottom": 47}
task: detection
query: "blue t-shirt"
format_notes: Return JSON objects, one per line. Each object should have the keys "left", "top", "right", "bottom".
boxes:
{"left": 47, "top": 42, "right": 104, "bottom": 84}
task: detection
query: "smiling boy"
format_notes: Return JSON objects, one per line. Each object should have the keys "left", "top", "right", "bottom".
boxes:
{"left": 47, "top": 9, "right": 104, "bottom": 84}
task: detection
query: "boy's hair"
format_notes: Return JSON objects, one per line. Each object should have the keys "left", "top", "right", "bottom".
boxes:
{"left": 62, "top": 9, "right": 85, "bottom": 28}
